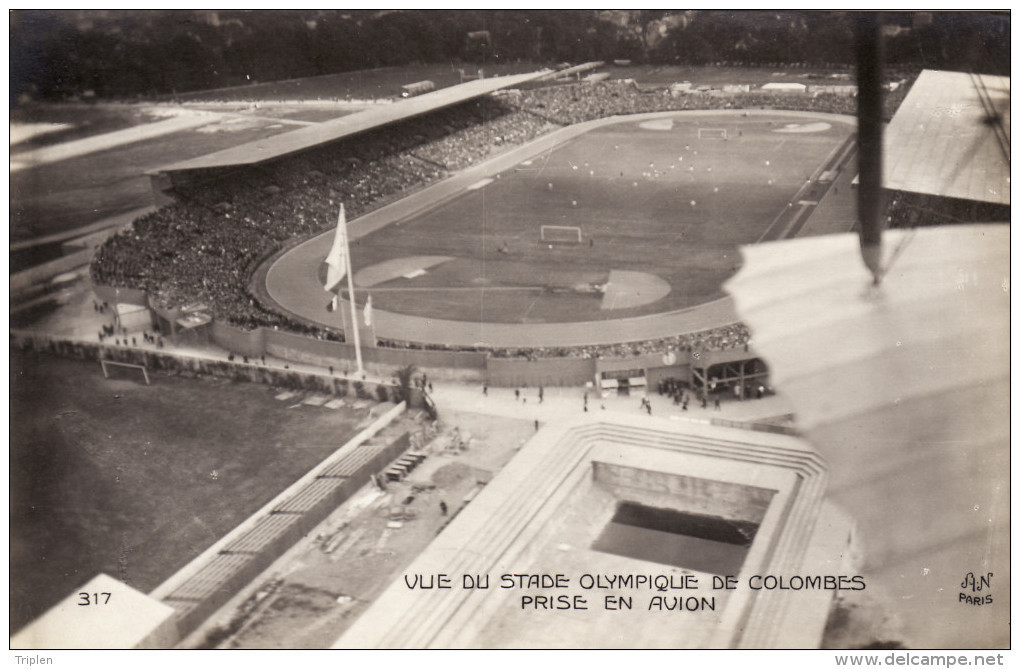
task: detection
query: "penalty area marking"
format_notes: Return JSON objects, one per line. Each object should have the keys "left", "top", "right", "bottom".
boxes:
{"left": 638, "top": 118, "right": 674, "bottom": 131}
{"left": 773, "top": 122, "right": 832, "bottom": 134}
{"left": 353, "top": 256, "right": 453, "bottom": 287}
{"left": 600, "top": 271, "right": 671, "bottom": 310}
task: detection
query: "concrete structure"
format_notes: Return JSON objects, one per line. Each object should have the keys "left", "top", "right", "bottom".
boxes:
{"left": 336, "top": 415, "right": 850, "bottom": 649}
{"left": 149, "top": 402, "right": 413, "bottom": 642}
{"left": 761, "top": 82, "right": 807, "bottom": 93}
{"left": 11, "top": 573, "right": 178, "bottom": 649}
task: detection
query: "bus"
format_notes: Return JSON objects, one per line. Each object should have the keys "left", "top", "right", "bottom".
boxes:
{"left": 400, "top": 80, "right": 436, "bottom": 98}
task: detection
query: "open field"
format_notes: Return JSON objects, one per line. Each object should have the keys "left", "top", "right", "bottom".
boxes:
{"left": 10, "top": 105, "right": 164, "bottom": 152}
{"left": 9, "top": 347, "right": 375, "bottom": 634}
{"left": 279, "top": 111, "right": 851, "bottom": 326}
{"left": 10, "top": 112, "right": 297, "bottom": 241}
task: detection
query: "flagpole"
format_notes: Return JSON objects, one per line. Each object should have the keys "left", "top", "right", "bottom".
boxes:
{"left": 341, "top": 209, "right": 364, "bottom": 374}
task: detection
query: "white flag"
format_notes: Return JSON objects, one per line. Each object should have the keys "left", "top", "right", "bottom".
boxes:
{"left": 324, "top": 204, "right": 348, "bottom": 292}
{"left": 363, "top": 295, "right": 373, "bottom": 327}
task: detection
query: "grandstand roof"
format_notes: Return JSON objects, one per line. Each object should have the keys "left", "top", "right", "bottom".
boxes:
{"left": 883, "top": 69, "right": 1009, "bottom": 205}
{"left": 154, "top": 69, "right": 551, "bottom": 174}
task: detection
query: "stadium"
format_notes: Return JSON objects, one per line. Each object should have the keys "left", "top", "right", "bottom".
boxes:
{"left": 81, "top": 73, "right": 870, "bottom": 393}
{"left": 10, "top": 10, "right": 1009, "bottom": 655}
{"left": 266, "top": 110, "right": 855, "bottom": 340}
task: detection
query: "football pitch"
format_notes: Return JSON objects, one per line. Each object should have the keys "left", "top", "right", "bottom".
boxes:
{"left": 269, "top": 111, "right": 853, "bottom": 334}
{"left": 9, "top": 349, "right": 375, "bottom": 634}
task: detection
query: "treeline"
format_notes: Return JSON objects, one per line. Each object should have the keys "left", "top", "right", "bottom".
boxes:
{"left": 11, "top": 10, "right": 1009, "bottom": 102}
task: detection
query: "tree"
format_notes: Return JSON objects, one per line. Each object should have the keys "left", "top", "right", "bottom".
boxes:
{"left": 395, "top": 364, "right": 417, "bottom": 403}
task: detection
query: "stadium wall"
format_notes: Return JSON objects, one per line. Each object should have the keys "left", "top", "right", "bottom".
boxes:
{"left": 596, "top": 351, "right": 676, "bottom": 374}
{"left": 485, "top": 356, "right": 596, "bottom": 387}
{"left": 210, "top": 320, "right": 267, "bottom": 358}
{"left": 365, "top": 344, "right": 487, "bottom": 374}
{"left": 9, "top": 330, "right": 409, "bottom": 405}
{"left": 205, "top": 320, "right": 487, "bottom": 381}
{"left": 645, "top": 363, "right": 692, "bottom": 387}
{"left": 87, "top": 283, "right": 717, "bottom": 389}
{"left": 92, "top": 284, "right": 151, "bottom": 307}
{"left": 263, "top": 330, "right": 488, "bottom": 381}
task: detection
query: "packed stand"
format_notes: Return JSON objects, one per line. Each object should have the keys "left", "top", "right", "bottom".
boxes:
{"left": 376, "top": 322, "right": 752, "bottom": 360}
{"left": 507, "top": 78, "right": 910, "bottom": 125}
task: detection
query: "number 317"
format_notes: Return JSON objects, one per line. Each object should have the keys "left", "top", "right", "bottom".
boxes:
{"left": 78, "top": 592, "right": 111, "bottom": 606}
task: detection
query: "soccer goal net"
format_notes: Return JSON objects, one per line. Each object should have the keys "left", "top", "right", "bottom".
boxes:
{"left": 100, "top": 359, "right": 151, "bottom": 385}
{"left": 540, "top": 225, "right": 583, "bottom": 244}
{"left": 698, "top": 128, "right": 728, "bottom": 140}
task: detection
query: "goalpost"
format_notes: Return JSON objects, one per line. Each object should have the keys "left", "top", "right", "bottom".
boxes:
{"left": 100, "top": 359, "right": 151, "bottom": 385}
{"left": 540, "top": 225, "right": 583, "bottom": 244}
{"left": 697, "top": 128, "right": 728, "bottom": 140}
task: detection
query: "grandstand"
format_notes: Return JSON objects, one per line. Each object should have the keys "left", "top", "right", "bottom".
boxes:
{"left": 150, "top": 70, "right": 551, "bottom": 181}
{"left": 881, "top": 69, "right": 1010, "bottom": 229}
{"left": 883, "top": 69, "right": 1008, "bottom": 207}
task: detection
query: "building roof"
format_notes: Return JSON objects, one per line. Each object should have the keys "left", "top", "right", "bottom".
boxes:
{"left": 884, "top": 69, "right": 1010, "bottom": 205}
{"left": 154, "top": 69, "right": 551, "bottom": 174}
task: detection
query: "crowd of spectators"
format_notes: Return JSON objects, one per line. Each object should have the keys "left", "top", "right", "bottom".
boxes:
{"left": 379, "top": 322, "right": 751, "bottom": 360}
{"left": 92, "top": 75, "right": 910, "bottom": 360}
{"left": 505, "top": 78, "right": 909, "bottom": 126}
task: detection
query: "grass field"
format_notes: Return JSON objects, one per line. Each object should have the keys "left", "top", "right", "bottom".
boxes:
{"left": 10, "top": 114, "right": 297, "bottom": 241}
{"left": 350, "top": 112, "right": 851, "bottom": 323}
{"left": 9, "top": 105, "right": 162, "bottom": 152}
{"left": 9, "top": 348, "right": 375, "bottom": 634}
